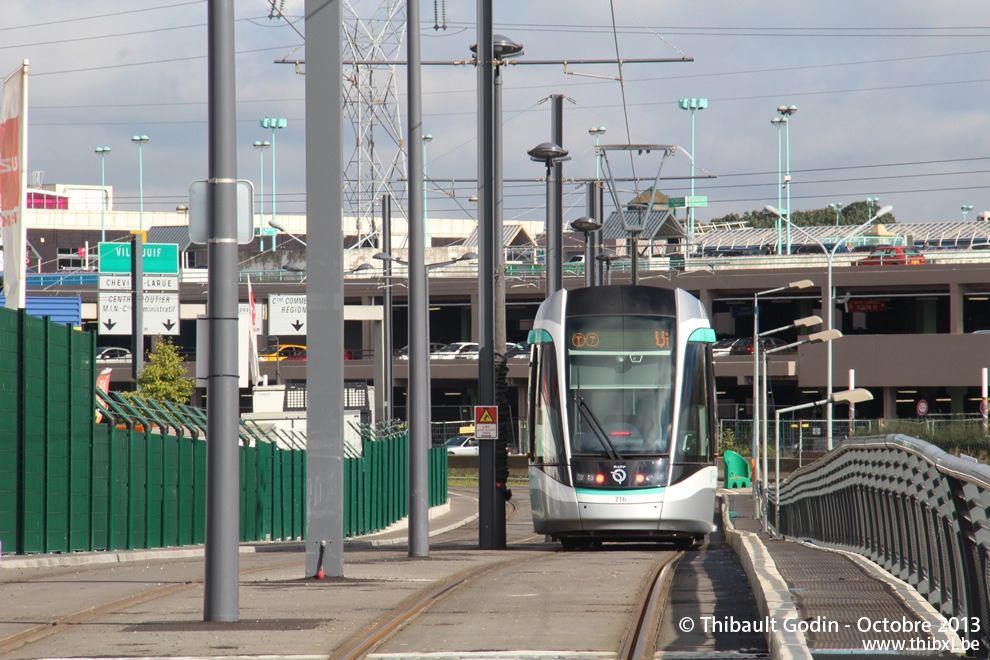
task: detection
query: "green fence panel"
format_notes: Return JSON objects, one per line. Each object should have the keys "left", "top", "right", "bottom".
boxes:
{"left": 0, "top": 308, "right": 19, "bottom": 554}
{"left": 22, "top": 313, "right": 47, "bottom": 555}
{"left": 90, "top": 423, "right": 110, "bottom": 551}
{"left": 193, "top": 438, "right": 207, "bottom": 545}
{"left": 69, "top": 326, "right": 95, "bottom": 552}
{"left": 111, "top": 426, "right": 131, "bottom": 551}
{"left": 45, "top": 321, "right": 70, "bottom": 553}
{"left": 293, "top": 449, "right": 305, "bottom": 539}
{"left": 176, "top": 435, "right": 193, "bottom": 547}
{"left": 129, "top": 426, "right": 147, "bottom": 549}
{"left": 162, "top": 433, "right": 178, "bottom": 547}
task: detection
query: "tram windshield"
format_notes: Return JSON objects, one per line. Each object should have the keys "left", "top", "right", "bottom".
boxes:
{"left": 566, "top": 315, "right": 675, "bottom": 457}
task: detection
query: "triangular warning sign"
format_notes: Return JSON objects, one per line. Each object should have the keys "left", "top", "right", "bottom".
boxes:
{"left": 478, "top": 409, "right": 495, "bottom": 424}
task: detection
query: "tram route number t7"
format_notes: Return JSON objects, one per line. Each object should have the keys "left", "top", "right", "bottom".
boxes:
{"left": 569, "top": 329, "right": 671, "bottom": 350}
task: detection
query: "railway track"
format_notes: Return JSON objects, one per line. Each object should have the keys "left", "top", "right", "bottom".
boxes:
{"left": 332, "top": 548, "right": 683, "bottom": 660}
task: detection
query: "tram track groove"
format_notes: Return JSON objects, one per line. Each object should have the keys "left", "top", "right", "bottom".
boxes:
{"left": 618, "top": 551, "right": 683, "bottom": 660}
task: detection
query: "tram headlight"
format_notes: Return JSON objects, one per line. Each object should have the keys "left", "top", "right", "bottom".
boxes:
{"left": 635, "top": 474, "right": 646, "bottom": 484}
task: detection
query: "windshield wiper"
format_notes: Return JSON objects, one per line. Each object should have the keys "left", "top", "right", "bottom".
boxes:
{"left": 575, "top": 396, "right": 623, "bottom": 460}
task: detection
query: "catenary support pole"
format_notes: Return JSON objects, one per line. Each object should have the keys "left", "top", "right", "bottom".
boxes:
{"left": 406, "top": 0, "right": 430, "bottom": 557}
{"left": 303, "top": 0, "right": 345, "bottom": 577}
{"left": 203, "top": 0, "right": 240, "bottom": 621}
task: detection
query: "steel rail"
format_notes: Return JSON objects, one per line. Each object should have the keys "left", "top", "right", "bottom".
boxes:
{"left": 618, "top": 551, "right": 683, "bottom": 660}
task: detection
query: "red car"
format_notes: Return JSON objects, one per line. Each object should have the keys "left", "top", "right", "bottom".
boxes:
{"left": 855, "top": 246, "right": 927, "bottom": 266}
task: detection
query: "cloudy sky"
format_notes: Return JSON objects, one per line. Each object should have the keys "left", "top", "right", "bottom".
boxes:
{"left": 6, "top": 0, "right": 990, "bottom": 229}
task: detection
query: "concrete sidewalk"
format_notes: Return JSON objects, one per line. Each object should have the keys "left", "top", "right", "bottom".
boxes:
{"left": 722, "top": 489, "right": 961, "bottom": 659}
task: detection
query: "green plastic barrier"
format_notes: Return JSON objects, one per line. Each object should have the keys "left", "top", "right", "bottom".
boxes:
{"left": 723, "top": 450, "right": 751, "bottom": 489}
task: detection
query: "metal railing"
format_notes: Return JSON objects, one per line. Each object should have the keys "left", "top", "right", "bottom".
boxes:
{"left": 770, "top": 434, "right": 990, "bottom": 651}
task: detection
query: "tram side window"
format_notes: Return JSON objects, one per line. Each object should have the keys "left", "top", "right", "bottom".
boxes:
{"left": 676, "top": 343, "right": 714, "bottom": 463}
{"left": 530, "top": 344, "right": 566, "bottom": 470}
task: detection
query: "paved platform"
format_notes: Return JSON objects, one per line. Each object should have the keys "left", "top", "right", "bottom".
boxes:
{"left": 722, "top": 489, "right": 964, "bottom": 659}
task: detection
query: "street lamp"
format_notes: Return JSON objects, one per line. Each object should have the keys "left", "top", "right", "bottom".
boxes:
{"left": 588, "top": 126, "right": 606, "bottom": 179}
{"left": 866, "top": 197, "right": 880, "bottom": 219}
{"left": 760, "top": 327, "right": 840, "bottom": 530}
{"left": 751, "top": 279, "right": 814, "bottom": 506}
{"left": 772, "top": 388, "right": 873, "bottom": 531}
{"left": 765, "top": 203, "right": 892, "bottom": 451}
{"left": 595, "top": 249, "right": 621, "bottom": 285}
{"left": 962, "top": 205, "right": 974, "bottom": 221}
{"left": 131, "top": 135, "right": 149, "bottom": 231}
{"left": 423, "top": 133, "right": 433, "bottom": 249}
{"left": 678, "top": 98, "right": 707, "bottom": 247}
{"left": 570, "top": 216, "right": 601, "bottom": 288}
{"left": 261, "top": 117, "right": 287, "bottom": 245}
{"left": 95, "top": 147, "right": 111, "bottom": 242}
{"left": 253, "top": 140, "right": 271, "bottom": 250}
{"left": 829, "top": 202, "right": 843, "bottom": 226}
{"left": 266, "top": 334, "right": 281, "bottom": 385}
{"left": 269, "top": 217, "right": 307, "bottom": 247}
{"left": 777, "top": 105, "right": 797, "bottom": 254}
{"left": 770, "top": 117, "right": 786, "bottom": 254}
{"left": 528, "top": 141, "right": 570, "bottom": 295}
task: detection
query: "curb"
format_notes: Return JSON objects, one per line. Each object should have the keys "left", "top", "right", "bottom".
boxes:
{"left": 722, "top": 496, "right": 812, "bottom": 660}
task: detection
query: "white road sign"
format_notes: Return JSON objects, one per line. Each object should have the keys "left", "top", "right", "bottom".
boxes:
{"left": 99, "top": 293, "right": 180, "bottom": 335}
{"left": 268, "top": 294, "right": 307, "bottom": 335}
{"left": 99, "top": 274, "right": 179, "bottom": 291}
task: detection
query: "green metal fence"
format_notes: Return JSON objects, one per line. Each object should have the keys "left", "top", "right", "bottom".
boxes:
{"left": 344, "top": 421, "right": 448, "bottom": 538}
{"left": 0, "top": 307, "right": 448, "bottom": 556}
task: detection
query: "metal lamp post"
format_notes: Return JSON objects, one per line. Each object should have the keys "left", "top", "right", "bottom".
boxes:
{"left": 423, "top": 133, "right": 433, "bottom": 249}
{"left": 589, "top": 126, "right": 606, "bottom": 179}
{"left": 678, "top": 98, "right": 707, "bottom": 246}
{"left": 269, "top": 217, "right": 307, "bottom": 247}
{"left": 866, "top": 197, "right": 880, "bottom": 220}
{"left": 777, "top": 105, "right": 797, "bottom": 254}
{"left": 829, "top": 202, "right": 843, "bottom": 226}
{"left": 131, "top": 135, "right": 149, "bottom": 231}
{"left": 751, "top": 279, "right": 814, "bottom": 509}
{"left": 765, "top": 203, "right": 892, "bottom": 451}
{"left": 528, "top": 142, "right": 570, "bottom": 295}
{"left": 772, "top": 388, "right": 873, "bottom": 531}
{"left": 253, "top": 140, "right": 271, "bottom": 249}
{"left": 95, "top": 147, "right": 111, "bottom": 242}
{"left": 771, "top": 117, "right": 786, "bottom": 254}
{"left": 962, "top": 205, "right": 974, "bottom": 221}
{"left": 757, "top": 314, "right": 823, "bottom": 472}
{"left": 760, "top": 328, "right": 840, "bottom": 530}
{"left": 261, "top": 117, "right": 287, "bottom": 250}
{"left": 570, "top": 217, "right": 602, "bottom": 287}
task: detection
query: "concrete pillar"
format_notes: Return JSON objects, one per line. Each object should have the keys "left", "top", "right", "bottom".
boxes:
{"left": 882, "top": 386, "right": 897, "bottom": 420}
{"left": 947, "top": 386, "right": 967, "bottom": 415}
{"left": 949, "top": 282, "right": 964, "bottom": 334}
{"left": 918, "top": 298, "right": 936, "bottom": 334}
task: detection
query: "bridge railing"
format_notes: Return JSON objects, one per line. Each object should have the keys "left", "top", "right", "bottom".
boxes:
{"left": 770, "top": 434, "right": 990, "bottom": 651}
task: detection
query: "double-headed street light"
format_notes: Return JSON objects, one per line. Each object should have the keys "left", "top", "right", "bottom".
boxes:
{"left": 761, "top": 328, "right": 843, "bottom": 532}
{"left": 765, "top": 203, "right": 892, "bottom": 450}
{"left": 777, "top": 105, "right": 797, "bottom": 254}
{"left": 95, "top": 147, "right": 111, "bottom": 242}
{"left": 829, "top": 202, "right": 843, "bottom": 226}
{"left": 679, "top": 98, "right": 707, "bottom": 246}
{"left": 866, "top": 197, "right": 880, "bottom": 219}
{"left": 751, "top": 279, "right": 814, "bottom": 503}
{"left": 131, "top": 135, "right": 149, "bottom": 231}
{"left": 589, "top": 126, "right": 606, "bottom": 179}
{"left": 771, "top": 388, "right": 873, "bottom": 531}
{"left": 253, "top": 140, "right": 271, "bottom": 249}
{"left": 261, "top": 117, "right": 287, "bottom": 243}
{"left": 962, "top": 205, "right": 974, "bottom": 221}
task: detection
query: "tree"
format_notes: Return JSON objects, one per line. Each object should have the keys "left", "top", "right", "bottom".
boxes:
{"left": 132, "top": 338, "right": 195, "bottom": 404}
{"left": 710, "top": 201, "right": 897, "bottom": 228}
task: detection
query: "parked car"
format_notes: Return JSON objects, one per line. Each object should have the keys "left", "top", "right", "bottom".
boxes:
{"left": 728, "top": 336, "right": 788, "bottom": 355}
{"left": 433, "top": 341, "right": 479, "bottom": 359}
{"left": 444, "top": 435, "right": 478, "bottom": 456}
{"left": 259, "top": 344, "right": 307, "bottom": 361}
{"left": 395, "top": 343, "right": 446, "bottom": 359}
{"left": 794, "top": 243, "right": 851, "bottom": 254}
{"left": 712, "top": 338, "right": 744, "bottom": 357}
{"left": 506, "top": 341, "right": 531, "bottom": 359}
{"left": 855, "top": 246, "right": 928, "bottom": 266}
{"left": 95, "top": 346, "right": 132, "bottom": 363}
